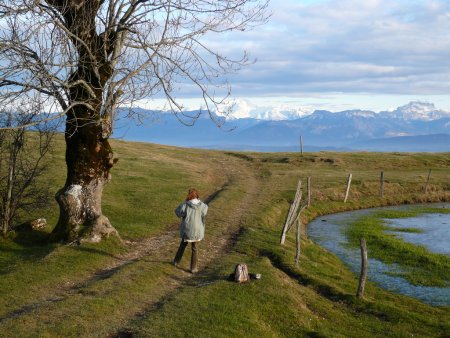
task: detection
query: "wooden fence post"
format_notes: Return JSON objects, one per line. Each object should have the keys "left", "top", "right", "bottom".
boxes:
{"left": 380, "top": 171, "right": 384, "bottom": 198}
{"left": 344, "top": 173, "right": 352, "bottom": 203}
{"left": 280, "top": 180, "right": 302, "bottom": 245}
{"left": 295, "top": 218, "right": 301, "bottom": 267}
{"left": 307, "top": 176, "right": 311, "bottom": 208}
{"left": 424, "top": 169, "right": 431, "bottom": 194}
{"left": 357, "top": 238, "right": 368, "bottom": 299}
{"left": 300, "top": 135, "right": 304, "bottom": 156}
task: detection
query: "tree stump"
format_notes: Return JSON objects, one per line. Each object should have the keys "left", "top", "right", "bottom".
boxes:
{"left": 234, "top": 263, "right": 250, "bottom": 283}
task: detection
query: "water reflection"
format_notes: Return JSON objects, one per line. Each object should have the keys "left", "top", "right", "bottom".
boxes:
{"left": 385, "top": 213, "right": 449, "bottom": 255}
{"left": 308, "top": 204, "right": 450, "bottom": 306}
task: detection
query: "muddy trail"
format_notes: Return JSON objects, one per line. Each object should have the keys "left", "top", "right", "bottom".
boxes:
{"left": 0, "top": 156, "right": 262, "bottom": 336}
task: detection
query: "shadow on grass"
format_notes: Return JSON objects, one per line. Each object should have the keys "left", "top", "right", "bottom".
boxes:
{"left": 0, "top": 230, "right": 56, "bottom": 275}
{"left": 0, "top": 230, "right": 122, "bottom": 277}
{"left": 261, "top": 248, "right": 355, "bottom": 302}
{"left": 204, "top": 183, "right": 229, "bottom": 205}
{"left": 259, "top": 248, "right": 437, "bottom": 326}
{"left": 13, "top": 228, "right": 51, "bottom": 246}
{"left": 68, "top": 245, "right": 121, "bottom": 260}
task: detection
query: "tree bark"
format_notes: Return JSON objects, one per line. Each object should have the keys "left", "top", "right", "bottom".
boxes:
{"left": 51, "top": 118, "right": 118, "bottom": 242}
{"left": 50, "top": 61, "right": 117, "bottom": 242}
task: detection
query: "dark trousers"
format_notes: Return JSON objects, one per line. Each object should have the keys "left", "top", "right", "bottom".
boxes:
{"left": 173, "top": 239, "right": 198, "bottom": 271}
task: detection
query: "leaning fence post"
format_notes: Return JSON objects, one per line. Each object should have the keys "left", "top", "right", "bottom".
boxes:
{"left": 357, "top": 238, "right": 368, "bottom": 299}
{"left": 344, "top": 173, "right": 352, "bottom": 203}
{"left": 280, "top": 180, "right": 302, "bottom": 245}
{"left": 424, "top": 169, "right": 431, "bottom": 194}
{"left": 380, "top": 171, "right": 384, "bottom": 198}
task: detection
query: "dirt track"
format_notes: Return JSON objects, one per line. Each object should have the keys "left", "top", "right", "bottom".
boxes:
{"left": 0, "top": 155, "right": 262, "bottom": 337}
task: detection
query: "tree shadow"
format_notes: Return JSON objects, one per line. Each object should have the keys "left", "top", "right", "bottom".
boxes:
{"left": 12, "top": 228, "right": 50, "bottom": 246}
{"left": 0, "top": 229, "right": 122, "bottom": 276}
{"left": 0, "top": 230, "right": 56, "bottom": 275}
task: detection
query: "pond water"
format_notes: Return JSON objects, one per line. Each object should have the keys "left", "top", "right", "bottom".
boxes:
{"left": 307, "top": 203, "right": 450, "bottom": 306}
{"left": 385, "top": 213, "right": 449, "bottom": 255}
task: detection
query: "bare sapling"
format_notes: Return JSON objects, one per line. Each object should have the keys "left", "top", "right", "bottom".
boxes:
{"left": 0, "top": 106, "right": 56, "bottom": 236}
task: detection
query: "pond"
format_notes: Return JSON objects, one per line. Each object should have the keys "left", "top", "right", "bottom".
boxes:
{"left": 307, "top": 203, "right": 450, "bottom": 306}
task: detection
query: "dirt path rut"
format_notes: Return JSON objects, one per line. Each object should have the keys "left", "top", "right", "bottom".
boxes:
{"left": 0, "top": 156, "right": 262, "bottom": 337}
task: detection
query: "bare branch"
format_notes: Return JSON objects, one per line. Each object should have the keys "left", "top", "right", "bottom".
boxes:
{"left": 0, "top": 0, "right": 269, "bottom": 127}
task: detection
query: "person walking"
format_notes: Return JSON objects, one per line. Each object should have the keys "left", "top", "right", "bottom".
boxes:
{"left": 173, "top": 188, "right": 208, "bottom": 273}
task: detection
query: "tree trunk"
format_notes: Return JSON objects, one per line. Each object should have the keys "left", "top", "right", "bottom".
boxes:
{"left": 48, "top": 1, "right": 119, "bottom": 243}
{"left": 50, "top": 115, "right": 118, "bottom": 243}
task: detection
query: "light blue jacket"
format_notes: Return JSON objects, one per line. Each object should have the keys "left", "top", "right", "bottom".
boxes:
{"left": 175, "top": 200, "right": 208, "bottom": 241}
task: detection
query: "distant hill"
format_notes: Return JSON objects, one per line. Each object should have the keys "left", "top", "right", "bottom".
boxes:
{"left": 351, "top": 134, "right": 450, "bottom": 152}
{"left": 113, "top": 102, "right": 450, "bottom": 152}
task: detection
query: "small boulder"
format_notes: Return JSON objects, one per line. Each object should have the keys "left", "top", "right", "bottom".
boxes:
{"left": 16, "top": 218, "right": 47, "bottom": 231}
{"left": 30, "top": 218, "right": 47, "bottom": 230}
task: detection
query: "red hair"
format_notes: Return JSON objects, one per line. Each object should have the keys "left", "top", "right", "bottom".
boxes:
{"left": 186, "top": 188, "right": 200, "bottom": 201}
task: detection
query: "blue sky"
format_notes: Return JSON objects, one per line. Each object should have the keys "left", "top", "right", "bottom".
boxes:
{"left": 143, "top": 0, "right": 450, "bottom": 113}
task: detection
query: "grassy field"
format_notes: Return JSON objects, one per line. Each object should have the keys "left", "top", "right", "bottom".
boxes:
{"left": 0, "top": 137, "right": 449, "bottom": 337}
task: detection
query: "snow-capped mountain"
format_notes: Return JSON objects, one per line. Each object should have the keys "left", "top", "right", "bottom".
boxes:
{"left": 225, "top": 100, "right": 450, "bottom": 122}
{"left": 383, "top": 101, "right": 450, "bottom": 121}
{"left": 226, "top": 99, "right": 311, "bottom": 120}
{"left": 115, "top": 101, "right": 450, "bottom": 152}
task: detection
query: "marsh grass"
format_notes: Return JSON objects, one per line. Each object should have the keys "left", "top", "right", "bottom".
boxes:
{"left": 388, "top": 227, "right": 424, "bottom": 233}
{"left": 345, "top": 208, "right": 450, "bottom": 287}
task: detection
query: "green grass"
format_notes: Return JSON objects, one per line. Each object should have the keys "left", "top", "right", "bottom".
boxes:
{"left": 0, "top": 140, "right": 449, "bottom": 337}
{"left": 128, "top": 165, "right": 450, "bottom": 338}
{"left": 345, "top": 208, "right": 450, "bottom": 287}
{"left": 388, "top": 227, "right": 424, "bottom": 233}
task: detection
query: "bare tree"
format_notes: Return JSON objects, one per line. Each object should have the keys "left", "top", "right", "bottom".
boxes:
{"left": 0, "top": 1, "right": 269, "bottom": 242}
{"left": 0, "top": 105, "right": 56, "bottom": 237}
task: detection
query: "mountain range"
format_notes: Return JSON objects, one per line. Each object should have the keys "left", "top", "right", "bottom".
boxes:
{"left": 113, "top": 101, "right": 450, "bottom": 152}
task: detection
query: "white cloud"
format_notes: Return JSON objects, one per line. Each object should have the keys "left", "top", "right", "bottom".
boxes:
{"left": 199, "top": 0, "right": 450, "bottom": 99}
{"left": 142, "top": 1, "right": 450, "bottom": 113}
